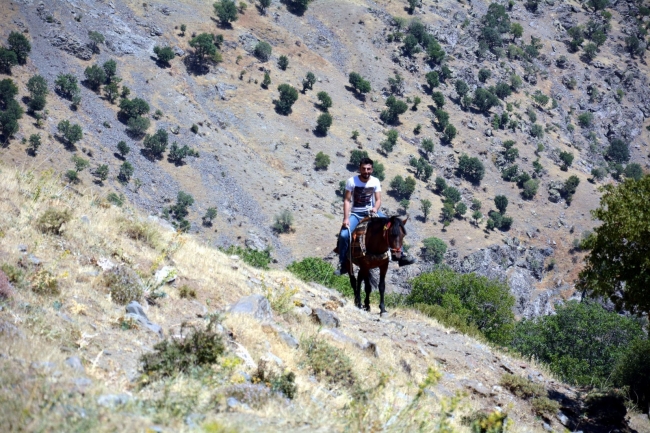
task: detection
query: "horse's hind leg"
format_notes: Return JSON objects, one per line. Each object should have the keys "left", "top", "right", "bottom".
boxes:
{"left": 379, "top": 262, "right": 389, "bottom": 315}
{"left": 363, "top": 272, "right": 372, "bottom": 311}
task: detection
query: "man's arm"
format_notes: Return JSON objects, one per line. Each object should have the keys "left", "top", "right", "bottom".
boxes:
{"left": 342, "top": 189, "right": 352, "bottom": 227}
{"left": 372, "top": 191, "right": 382, "bottom": 214}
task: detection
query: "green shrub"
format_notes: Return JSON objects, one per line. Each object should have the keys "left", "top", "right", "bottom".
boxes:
{"left": 140, "top": 318, "right": 225, "bottom": 381}
{"left": 254, "top": 41, "right": 272, "bottom": 62}
{"left": 274, "top": 84, "right": 299, "bottom": 115}
{"left": 612, "top": 338, "right": 650, "bottom": 413}
{"left": 221, "top": 245, "right": 271, "bottom": 270}
{"left": 252, "top": 361, "right": 297, "bottom": 399}
{"left": 389, "top": 175, "right": 416, "bottom": 199}
{"left": 302, "top": 336, "right": 356, "bottom": 388}
{"left": 421, "top": 237, "right": 447, "bottom": 263}
{"left": 315, "top": 112, "right": 332, "bottom": 135}
{"left": 349, "top": 150, "right": 369, "bottom": 167}
{"left": 153, "top": 46, "right": 175, "bottom": 65}
{"left": 469, "top": 410, "right": 508, "bottom": 433}
{"left": 578, "top": 112, "right": 593, "bottom": 128}
{"left": 316, "top": 91, "right": 332, "bottom": 111}
{"left": 287, "top": 257, "right": 351, "bottom": 297}
{"left": 214, "top": 0, "right": 239, "bottom": 25}
{"left": 118, "top": 162, "right": 134, "bottom": 183}
{"left": 414, "top": 303, "right": 482, "bottom": 339}
{"left": 36, "top": 208, "right": 71, "bottom": 235}
{"left": 380, "top": 95, "right": 408, "bottom": 125}
{"left": 272, "top": 209, "right": 294, "bottom": 233}
{"left": 104, "top": 266, "right": 143, "bottom": 305}
{"left": 314, "top": 151, "right": 330, "bottom": 170}
{"left": 511, "top": 301, "right": 644, "bottom": 385}
{"left": 457, "top": 154, "right": 485, "bottom": 184}
{"left": 31, "top": 269, "right": 59, "bottom": 296}
{"left": 84, "top": 64, "right": 106, "bottom": 90}
{"left": 143, "top": 128, "right": 168, "bottom": 158}
{"left": 531, "top": 396, "right": 560, "bottom": 417}
{"left": 499, "top": 374, "right": 545, "bottom": 399}
{"left": 408, "top": 268, "right": 515, "bottom": 344}
{"left": 179, "top": 285, "right": 197, "bottom": 299}
{"left": 278, "top": 55, "right": 289, "bottom": 70}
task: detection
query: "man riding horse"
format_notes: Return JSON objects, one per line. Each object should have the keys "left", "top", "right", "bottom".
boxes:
{"left": 336, "top": 157, "right": 416, "bottom": 276}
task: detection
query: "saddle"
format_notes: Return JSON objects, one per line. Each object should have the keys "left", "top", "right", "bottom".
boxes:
{"left": 350, "top": 218, "right": 390, "bottom": 262}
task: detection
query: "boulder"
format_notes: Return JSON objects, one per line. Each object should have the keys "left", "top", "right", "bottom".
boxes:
{"left": 311, "top": 308, "right": 340, "bottom": 328}
{"left": 229, "top": 295, "right": 273, "bottom": 322}
{"left": 125, "top": 301, "right": 163, "bottom": 337}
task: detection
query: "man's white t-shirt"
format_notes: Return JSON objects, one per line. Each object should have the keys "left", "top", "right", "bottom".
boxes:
{"left": 346, "top": 175, "right": 382, "bottom": 214}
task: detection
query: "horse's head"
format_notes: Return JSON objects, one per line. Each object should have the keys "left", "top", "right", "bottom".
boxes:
{"left": 385, "top": 215, "right": 408, "bottom": 259}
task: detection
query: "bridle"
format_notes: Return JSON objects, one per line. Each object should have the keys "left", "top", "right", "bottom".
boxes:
{"left": 383, "top": 221, "right": 403, "bottom": 255}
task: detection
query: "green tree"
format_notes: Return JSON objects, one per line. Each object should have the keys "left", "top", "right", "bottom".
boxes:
{"left": 27, "top": 133, "right": 41, "bottom": 155}
{"left": 478, "top": 68, "right": 491, "bottom": 83}
{"left": 457, "top": 154, "right": 485, "bottom": 184}
{"left": 511, "top": 301, "right": 643, "bottom": 385}
{"left": 522, "top": 179, "right": 539, "bottom": 199}
{"left": 443, "top": 186, "right": 461, "bottom": 204}
{"left": 510, "top": 22, "right": 523, "bottom": 40}
{"left": 612, "top": 338, "right": 650, "bottom": 414}
{"left": 431, "top": 91, "right": 445, "bottom": 108}
{"left": 262, "top": 72, "right": 271, "bottom": 89}
{"left": 348, "top": 72, "right": 371, "bottom": 95}
{"left": 473, "top": 87, "right": 499, "bottom": 113}
{"left": 302, "top": 72, "right": 316, "bottom": 92}
{"left": 287, "top": 0, "right": 312, "bottom": 15}
{"left": 455, "top": 79, "right": 469, "bottom": 98}
{"left": 380, "top": 129, "right": 399, "bottom": 153}
{"left": 493, "top": 82, "right": 511, "bottom": 99}
{"left": 84, "top": 64, "right": 106, "bottom": 91}
{"left": 278, "top": 55, "right": 289, "bottom": 70}
{"left": 153, "top": 46, "right": 175, "bottom": 66}
{"left": 118, "top": 97, "right": 150, "bottom": 120}
{"left": 316, "top": 91, "right": 332, "bottom": 111}
{"left": 168, "top": 142, "right": 199, "bottom": 164}
{"left": 314, "top": 152, "right": 330, "bottom": 170}
{"left": 0, "top": 48, "right": 18, "bottom": 74}
{"left": 409, "top": 157, "right": 433, "bottom": 181}
{"left": 0, "top": 100, "right": 22, "bottom": 142}
{"left": 349, "top": 150, "right": 369, "bottom": 167}
{"left": 126, "top": 116, "right": 151, "bottom": 137}
{"left": 426, "top": 39, "right": 445, "bottom": 65}
{"left": 494, "top": 195, "right": 508, "bottom": 214}
{"left": 57, "top": 120, "right": 83, "bottom": 146}
{"left": 442, "top": 124, "right": 457, "bottom": 144}
{"left": 559, "top": 151, "right": 574, "bottom": 170}
{"left": 426, "top": 71, "right": 440, "bottom": 90}
{"left": 389, "top": 175, "right": 416, "bottom": 199}
{"left": 258, "top": 0, "right": 272, "bottom": 14}
{"left": 118, "top": 161, "right": 134, "bottom": 183}
{"left": 315, "top": 112, "right": 333, "bottom": 135}
{"left": 380, "top": 95, "right": 408, "bottom": 125}
{"left": 421, "top": 237, "right": 447, "bottom": 263}
{"left": 623, "top": 163, "right": 643, "bottom": 181}
{"left": 88, "top": 31, "right": 104, "bottom": 54}
{"left": 143, "top": 128, "right": 169, "bottom": 159}
{"left": 117, "top": 140, "right": 130, "bottom": 158}
{"left": 582, "top": 42, "right": 598, "bottom": 62}
{"left": 434, "top": 176, "right": 447, "bottom": 193}
{"left": 274, "top": 84, "right": 299, "bottom": 115}
{"left": 420, "top": 199, "right": 432, "bottom": 222}
{"left": 180, "top": 24, "right": 187, "bottom": 36}
{"left": 578, "top": 175, "right": 650, "bottom": 315}
{"left": 103, "top": 59, "right": 117, "bottom": 80}
{"left": 203, "top": 207, "right": 218, "bottom": 225}
{"left": 254, "top": 41, "right": 272, "bottom": 61}
{"left": 588, "top": 0, "right": 609, "bottom": 11}
{"left": 434, "top": 109, "right": 449, "bottom": 131}
{"left": 214, "top": 0, "right": 239, "bottom": 26}
{"left": 71, "top": 154, "right": 90, "bottom": 173}
{"left": 7, "top": 31, "right": 31, "bottom": 64}
{"left": 104, "top": 81, "right": 120, "bottom": 103}
{"left": 26, "top": 75, "right": 48, "bottom": 100}
{"left": 402, "top": 34, "right": 420, "bottom": 57}
{"left": 0, "top": 78, "right": 18, "bottom": 108}
{"left": 189, "top": 33, "right": 217, "bottom": 66}
{"left": 94, "top": 164, "right": 109, "bottom": 183}
{"left": 607, "top": 138, "right": 630, "bottom": 164}
{"left": 530, "top": 124, "right": 544, "bottom": 138}
{"left": 421, "top": 137, "right": 434, "bottom": 154}
{"left": 54, "top": 73, "right": 80, "bottom": 101}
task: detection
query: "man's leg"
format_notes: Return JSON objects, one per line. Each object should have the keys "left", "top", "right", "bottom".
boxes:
{"left": 337, "top": 214, "right": 362, "bottom": 274}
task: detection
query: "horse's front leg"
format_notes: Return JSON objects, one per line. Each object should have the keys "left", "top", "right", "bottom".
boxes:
{"left": 363, "top": 272, "right": 372, "bottom": 312}
{"left": 351, "top": 268, "right": 362, "bottom": 309}
{"left": 379, "top": 262, "right": 388, "bottom": 314}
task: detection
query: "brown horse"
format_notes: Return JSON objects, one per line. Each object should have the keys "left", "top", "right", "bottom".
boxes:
{"left": 347, "top": 216, "right": 408, "bottom": 314}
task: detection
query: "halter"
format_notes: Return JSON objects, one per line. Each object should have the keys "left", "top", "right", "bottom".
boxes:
{"left": 384, "top": 221, "right": 403, "bottom": 255}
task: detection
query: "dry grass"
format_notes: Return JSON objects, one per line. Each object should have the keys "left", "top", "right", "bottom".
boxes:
{"left": 0, "top": 164, "right": 574, "bottom": 432}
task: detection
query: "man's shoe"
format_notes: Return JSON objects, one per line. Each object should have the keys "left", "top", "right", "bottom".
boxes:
{"left": 334, "top": 264, "right": 349, "bottom": 276}
{"left": 397, "top": 254, "right": 417, "bottom": 267}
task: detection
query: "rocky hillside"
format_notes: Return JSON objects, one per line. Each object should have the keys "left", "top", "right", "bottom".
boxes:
{"left": 2, "top": 165, "right": 649, "bottom": 432}
{"left": 1, "top": 0, "right": 650, "bottom": 315}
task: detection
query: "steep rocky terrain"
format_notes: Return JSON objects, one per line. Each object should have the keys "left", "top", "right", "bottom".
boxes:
{"left": 1, "top": 166, "right": 648, "bottom": 432}
{"left": 1, "top": 0, "right": 650, "bottom": 314}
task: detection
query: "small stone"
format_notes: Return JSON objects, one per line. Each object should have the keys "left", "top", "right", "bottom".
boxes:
{"left": 153, "top": 266, "right": 176, "bottom": 286}
{"left": 17, "top": 244, "right": 27, "bottom": 252}
{"left": 228, "top": 295, "right": 273, "bottom": 322}
{"left": 125, "top": 301, "right": 163, "bottom": 337}
{"left": 185, "top": 413, "right": 205, "bottom": 428}
{"left": 311, "top": 308, "right": 340, "bottom": 328}
{"left": 65, "top": 356, "right": 84, "bottom": 373}
{"left": 97, "top": 394, "right": 131, "bottom": 407}
{"left": 278, "top": 330, "right": 299, "bottom": 348}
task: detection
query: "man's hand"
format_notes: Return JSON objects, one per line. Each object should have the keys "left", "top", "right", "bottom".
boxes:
{"left": 342, "top": 218, "right": 350, "bottom": 228}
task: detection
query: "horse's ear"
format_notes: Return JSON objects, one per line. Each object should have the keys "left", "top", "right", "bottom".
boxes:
{"left": 402, "top": 215, "right": 409, "bottom": 225}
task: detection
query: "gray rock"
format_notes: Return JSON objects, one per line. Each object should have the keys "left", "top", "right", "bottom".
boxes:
{"left": 245, "top": 230, "right": 269, "bottom": 251}
{"left": 73, "top": 377, "right": 93, "bottom": 388}
{"left": 173, "top": 46, "right": 185, "bottom": 57}
{"left": 0, "top": 320, "right": 23, "bottom": 338}
{"left": 47, "top": 31, "right": 93, "bottom": 60}
{"left": 460, "top": 379, "right": 490, "bottom": 396}
{"left": 65, "top": 356, "right": 84, "bottom": 373}
{"left": 238, "top": 33, "right": 260, "bottom": 53}
{"left": 185, "top": 413, "right": 205, "bottom": 429}
{"left": 227, "top": 397, "right": 242, "bottom": 408}
{"left": 229, "top": 295, "right": 273, "bottom": 322}
{"left": 278, "top": 330, "right": 299, "bottom": 348}
{"left": 125, "top": 301, "right": 163, "bottom": 337}
{"left": 153, "top": 266, "right": 176, "bottom": 286}
{"left": 17, "top": 244, "right": 27, "bottom": 252}
{"left": 311, "top": 308, "right": 340, "bottom": 328}
{"left": 97, "top": 394, "right": 131, "bottom": 408}
{"left": 150, "top": 25, "right": 163, "bottom": 36}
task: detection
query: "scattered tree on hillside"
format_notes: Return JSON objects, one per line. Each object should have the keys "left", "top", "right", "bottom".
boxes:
{"left": 0, "top": 48, "right": 18, "bottom": 74}
{"left": 380, "top": 95, "right": 408, "bottom": 125}
{"left": 84, "top": 64, "right": 106, "bottom": 91}
{"left": 214, "top": 0, "right": 239, "bottom": 26}
{"left": 88, "top": 31, "right": 105, "bottom": 54}
{"left": 278, "top": 55, "right": 289, "bottom": 70}
{"left": 254, "top": 41, "right": 272, "bottom": 62}
{"left": 302, "top": 72, "right": 316, "bottom": 92}
{"left": 26, "top": 75, "right": 48, "bottom": 112}
{"left": 316, "top": 91, "right": 332, "bottom": 111}
{"left": 7, "top": 31, "right": 31, "bottom": 64}
{"left": 348, "top": 72, "right": 371, "bottom": 96}
{"left": 57, "top": 120, "right": 83, "bottom": 147}
{"left": 154, "top": 46, "right": 175, "bottom": 66}
{"left": 274, "top": 84, "right": 299, "bottom": 115}
{"left": 315, "top": 112, "right": 332, "bottom": 135}
{"left": 258, "top": 0, "right": 272, "bottom": 14}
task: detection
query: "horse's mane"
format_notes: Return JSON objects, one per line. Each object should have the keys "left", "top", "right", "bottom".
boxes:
{"left": 369, "top": 216, "right": 406, "bottom": 236}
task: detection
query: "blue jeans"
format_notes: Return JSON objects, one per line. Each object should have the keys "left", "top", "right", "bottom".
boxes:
{"left": 338, "top": 211, "right": 386, "bottom": 266}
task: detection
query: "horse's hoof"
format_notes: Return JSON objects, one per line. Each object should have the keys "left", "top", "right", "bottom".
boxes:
{"left": 379, "top": 311, "right": 388, "bottom": 318}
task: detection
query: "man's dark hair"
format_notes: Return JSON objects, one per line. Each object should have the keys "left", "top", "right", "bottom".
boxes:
{"left": 359, "top": 157, "right": 374, "bottom": 167}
